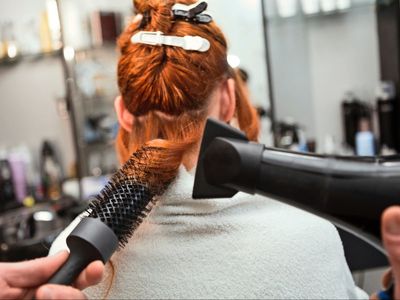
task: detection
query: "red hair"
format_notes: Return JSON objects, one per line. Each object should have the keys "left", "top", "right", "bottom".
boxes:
{"left": 116, "top": 0, "right": 259, "bottom": 183}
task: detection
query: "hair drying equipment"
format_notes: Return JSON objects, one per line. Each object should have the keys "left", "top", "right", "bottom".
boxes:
{"left": 47, "top": 147, "right": 168, "bottom": 285}
{"left": 193, "top": 119, "right": 400, "bottom": 254}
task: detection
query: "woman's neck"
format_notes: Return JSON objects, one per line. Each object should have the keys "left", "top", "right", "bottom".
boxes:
{"left": 181, "top": 142, "right": 201, "bottom": 171}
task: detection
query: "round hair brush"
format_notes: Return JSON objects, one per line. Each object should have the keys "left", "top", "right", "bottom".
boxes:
{"left": 48, "top": 146, "right": 171, "bottom": 285}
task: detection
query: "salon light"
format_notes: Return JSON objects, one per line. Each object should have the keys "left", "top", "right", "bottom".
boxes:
{"left": 33, "top": 211, "right": 54, "bottom": 222}
{"left": 336, "top": 0, "right": 351, "bottom": 10}
{"left": 63, "top": 46, "right": 75, "bottom": 61}
{"left": 7, "top": 43, "right": 18, "bottom": 59}
{"left": 320, "top": 0, "right": 336, "bottom": 12}
{"left": 301, "top": 0, "right": 320, "bottom": 15}
{"left": 276, "top": 0, "right": 298, "bottom": 18}
{"left": 227, "top": 54, "right": 241, "bottom": 68}
{"left": 46, "top": 0, "right": 62, "bottom": 49}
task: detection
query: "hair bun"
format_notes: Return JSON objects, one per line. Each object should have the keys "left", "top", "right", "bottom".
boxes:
{"left": 133, "top": 0, "right": 152, "bottom": 14}
{"left": 134, "top": 0, "right": 176, "bottom": 32}
{"left": 134, "top": 0, "right": 200, "bottom": 13}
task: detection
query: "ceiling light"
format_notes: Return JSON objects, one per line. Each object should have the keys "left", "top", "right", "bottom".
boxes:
{"left": 301, "top": 0, "right": 320, "bottom": 14}
{"left": 227, "top": 54, "right": 240, "bottom": 68}
{"left": 320, "top": 0, "right": 336, "bottom": 12}
{"left": 276, "top": 0, "right": 298, "bottom": 18}
{"left": 336, "top": 0, "right": 351, "bottom": 10}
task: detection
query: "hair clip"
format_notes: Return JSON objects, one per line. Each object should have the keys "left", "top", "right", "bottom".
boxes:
{"left": 172, "top": 1, "right": 213, "bottom": 24}
{"left": 131, "top": 31, "right": 210, "bottom": 52}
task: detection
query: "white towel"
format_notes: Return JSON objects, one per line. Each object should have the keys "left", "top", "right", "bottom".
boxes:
{"left": 50, "top": 166, "right": 368, "bottom": 299}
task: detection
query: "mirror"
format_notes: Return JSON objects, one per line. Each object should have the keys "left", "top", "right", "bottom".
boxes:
{"left": 263, "top": 0, "right": 381, "bottom": 154}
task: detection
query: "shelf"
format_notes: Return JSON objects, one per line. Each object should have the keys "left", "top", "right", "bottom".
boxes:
{"left": 74, "top": 43, "right": 118, "bottom": 54}
{"left": 82, "top": 141, "right": 115, "bottom": 150}
{"left": 82, "top": 94, "right": 116, "bottom": 103}
{"left": 0, "top": 49, "right": 62, "bottom": 66}
{"left": 0, "top": 43, "right": 117, "bottom": 66}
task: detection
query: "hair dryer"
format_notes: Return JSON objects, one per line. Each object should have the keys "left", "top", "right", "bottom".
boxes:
{"left": 193, "top": 119, "right": 400, "bottom": 254}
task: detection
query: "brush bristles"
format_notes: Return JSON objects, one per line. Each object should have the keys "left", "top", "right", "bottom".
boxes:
{"left": 86, "top": 146, "right": 169, "bottom": 249}
{"left": 88, "top": 180, "right": 153, "bottom": 248}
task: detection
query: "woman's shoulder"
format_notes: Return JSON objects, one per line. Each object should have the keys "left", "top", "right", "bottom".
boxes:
{"left": 232, "top": 192, "right": 342, "bottom": 247}
{"left": 228, "top": 194, "right": 366, "bottom": 298}
{"left": 215, "top": 192, "right": 349, "bottom": 279}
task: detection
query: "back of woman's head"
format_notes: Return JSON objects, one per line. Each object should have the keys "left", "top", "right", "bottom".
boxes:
{"left": 116, "top": 0, "right": 259, "bottom": 184}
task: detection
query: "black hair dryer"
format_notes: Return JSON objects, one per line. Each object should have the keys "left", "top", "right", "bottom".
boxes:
{"left": 193, "top": 119, "right": 400, "bottom": 254}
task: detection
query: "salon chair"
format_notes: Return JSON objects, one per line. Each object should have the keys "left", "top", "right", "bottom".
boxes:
{"left": 336, "top": 227, "right": 388, "bottom": 271}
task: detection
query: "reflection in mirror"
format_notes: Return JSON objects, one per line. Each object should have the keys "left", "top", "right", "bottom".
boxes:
{"left": 207, "top": 0, "right": 273, "bottom": 146}
{"left": 264, "top": 0, "right": 384, "bottom": 155}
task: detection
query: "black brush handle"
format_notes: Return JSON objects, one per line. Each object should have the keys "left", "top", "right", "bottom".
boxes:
{"left": 48, "top": 239, "right": 98, "bottom": 285}
{"left": 48, "top": 217, "right": 118, "bottom": 285}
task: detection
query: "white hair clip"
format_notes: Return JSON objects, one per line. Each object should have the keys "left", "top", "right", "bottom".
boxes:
{"left": 131, "top": 31, "right": 210, "bottom": 52}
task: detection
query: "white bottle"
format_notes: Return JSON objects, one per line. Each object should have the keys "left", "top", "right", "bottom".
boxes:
{"left": 356, "top": 118, "right": 375, "bottom": 156}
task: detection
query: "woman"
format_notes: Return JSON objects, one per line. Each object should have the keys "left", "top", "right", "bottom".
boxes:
{"left": 50, "top": 0, "right": 369, "bottom": 298}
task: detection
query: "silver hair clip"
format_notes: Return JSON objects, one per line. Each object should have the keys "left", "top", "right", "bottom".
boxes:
{"left": 131, "top": 31, "right": 210, "bottom": 52}
{"left": 172, "top": 1, "right": 213, "bottom": 24}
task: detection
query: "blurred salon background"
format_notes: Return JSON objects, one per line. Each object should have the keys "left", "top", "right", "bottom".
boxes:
{"left": 0, "top": 0, "right": 398, "bottom": 294}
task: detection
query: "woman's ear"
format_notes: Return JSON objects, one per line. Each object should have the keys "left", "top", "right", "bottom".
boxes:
{"left": 114, "top": 96, "right": 134, "bottom": 133}
{"left": 218, "top": 78, "right": 236, "bottom": 123}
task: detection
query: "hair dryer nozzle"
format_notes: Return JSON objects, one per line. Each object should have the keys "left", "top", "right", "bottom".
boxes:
{"left": 193, "top": 118, "right": 248, "bottom": 199}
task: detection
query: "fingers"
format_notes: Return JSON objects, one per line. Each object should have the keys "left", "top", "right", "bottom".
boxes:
{"left": 382, "top": 206, "right": 400, "bottom": 298}
{"left": 369, "top": 292, "right": 378, "bottom": 300}
{"left": 74, "top": 260, "right": 104, "bottom": 290}
{"left": 36, "top": 284, "right": 87, "bottom": 300}
{"left": 5, "top": 251, "right": 69, "bottom": 288}
{"left": 34, "top": 260, "right": 103, "bottom": 299}
{"left": 381, "top": 269, "right": 393, "bottom": 289}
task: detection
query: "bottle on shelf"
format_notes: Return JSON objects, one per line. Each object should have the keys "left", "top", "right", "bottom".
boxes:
{"left": 376, "top": 81, "right": 397, "bottom": 154}
{"left": 355, "top": 117, "right": 376, "bottom": 156}
{"left": 341, "top": 92, "right": 373, "bottom": 154}
{"left": 0, "top": 157, "right": 16, "bottom": 213}
{"left": 8, "top": 151, "right": 28, "bottom": 204}
{"left": 22, "top": 19, "right": 42, "bottom": 55}
{"left": 342, "top": 92, "right": 360, "bottom": 150}
{"left": 40, "top": 141, "right": 62, "bottom": 201}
